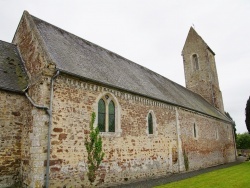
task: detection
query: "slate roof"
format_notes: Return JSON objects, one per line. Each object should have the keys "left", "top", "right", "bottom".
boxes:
{"left": 0, "top": 40, "right": 28, "bottom": 93}
{"left": 29, "top": 14, "right": 228, "bottom": 122}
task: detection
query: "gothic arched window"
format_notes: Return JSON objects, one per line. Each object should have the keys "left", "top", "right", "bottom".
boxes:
{"left": 108, "top": 100, "right": 115, "bottom": 132}
{"left": 98, "top": 99, "right": 106, "bottom": 132}
{"left": 97, "top": 94, "right": 120, "bottom": 133}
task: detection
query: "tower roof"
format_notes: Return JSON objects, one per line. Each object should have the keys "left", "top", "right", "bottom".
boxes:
{"left": 182, "top": 27, "right": 215, "bottom": 55}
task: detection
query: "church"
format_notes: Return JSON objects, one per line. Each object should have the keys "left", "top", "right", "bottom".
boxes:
{"left": 0, "top": 11, "right": 236, "bottom": 187}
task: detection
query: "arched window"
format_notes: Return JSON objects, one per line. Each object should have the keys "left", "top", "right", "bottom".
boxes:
{"left": 96, "top": 94, "right": 120, "bottom": 134}
{"left": 192, "top": 54, "right": 199, "bottom": 71}
{"left": 108, "top": 100, "right": 115, "bottom": 132}
{"left": 148, "top": 113, "right": 153, "bottom": 134}
{"left": 98, "top": 99, "right": 106, "bottom": 132}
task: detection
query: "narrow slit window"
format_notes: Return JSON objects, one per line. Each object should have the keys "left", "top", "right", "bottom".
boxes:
{"left": 148, "top": 113, "right": 153, "bottom": 134}
{"left": 227, "top": 125, "right": 230, "bottom": 139}
{"left": 215, "top": 127, "right": 218, "bottom": 140}
{"left": 194, "top": 123, "right": 197, "bottom": 138}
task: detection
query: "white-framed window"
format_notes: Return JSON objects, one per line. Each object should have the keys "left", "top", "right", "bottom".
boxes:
{"left": 94, "top": 92, "right": 121, "bottom": 136}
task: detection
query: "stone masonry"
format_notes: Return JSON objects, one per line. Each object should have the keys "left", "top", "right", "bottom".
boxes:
{"left": 182, "top": 27, "right": 224, "bottom": 113}
{"left": 0, "top": 90, "right": 29, "bottom": 187}
{"left": 12, "top": 12, "right": 54, "bottom": 187}
{"left": 46, "top": 75, "right": 235, "bottom": 187}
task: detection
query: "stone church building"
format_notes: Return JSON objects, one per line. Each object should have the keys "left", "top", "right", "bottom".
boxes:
{"left": 0, "top": 11, "right": 236, "bottom": 187}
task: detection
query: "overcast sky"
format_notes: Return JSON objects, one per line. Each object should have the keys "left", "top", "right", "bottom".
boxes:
{"left": 1, "top": 0, "right": 249, "bottom": 133}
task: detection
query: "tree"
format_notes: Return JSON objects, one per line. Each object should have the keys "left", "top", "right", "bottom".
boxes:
{"left": 85, "top": 112, "right": 105, "bottom": 185}
{"left": 236, "top": 132, "right": 250, "bottom": 149}
{"left": 245, "top": 96, "right": 250, "bottom": 133}
{"left": 225, "top": 111, "right": 237, "bottom": 139}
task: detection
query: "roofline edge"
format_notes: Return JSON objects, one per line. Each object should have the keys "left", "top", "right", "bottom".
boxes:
{"left": 0, "top": 86, "right": 25, "bottom": 95}
{"left": 57, "top": 68, "right": 232, "bottom": 124}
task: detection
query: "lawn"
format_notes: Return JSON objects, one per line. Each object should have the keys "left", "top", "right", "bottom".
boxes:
{"left": 155, "top": 162, "right": 250, "bottom": 188}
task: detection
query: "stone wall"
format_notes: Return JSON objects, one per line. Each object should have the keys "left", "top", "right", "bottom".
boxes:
{"left": 178, "top": 109, "right": 236, "bottom": 171}
{"left": 0, "top": 90, "right": 29, "bottom": 188}
{"left": 49, "top": 75, "right": 179, "bottom": 187}
{"left": 13, "top": 9, "right": 60, "bottom": 187}
{"left": 18, "top": 76, "right": 51, "bottom": 188}
{"left": 13, "top": 12, "right": 54, "bottom": 187}
{"left": 47, "top": 74, "right": 235, "bottom": 187}
{"left": 0, "top": 72, "right": 236, "bottom": 187}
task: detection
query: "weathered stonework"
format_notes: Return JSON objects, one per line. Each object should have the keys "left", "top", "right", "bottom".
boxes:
{"left": 0, "top": 73, "right": 236, "bottom": 187}
{"left": 178, "top": 109, "right": 235, "bottom": 171}
{"left": 43, "top": 75, "right": 235, "bottom": 187}
{"left": 47, "top": 75, "right": 179, "bottom": 187}
{"left": 0, "top": 90, "right": 29, "bottom": 188}
{"left": 182, "top": 27, "right": 224, "bottom": 113}
{"left": 12, "top": 12, "right": 53, "bottom": 188}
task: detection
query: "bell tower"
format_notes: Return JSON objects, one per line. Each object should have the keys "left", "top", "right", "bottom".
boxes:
{"left": 182, "top": 27, "right": 224, "bottom": 113}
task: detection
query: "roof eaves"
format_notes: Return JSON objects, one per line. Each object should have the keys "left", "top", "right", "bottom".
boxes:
{"left": 207, "top": 45, "right": 216, "bottom": 55}
{"left": 0, "top": 86, "right": 24, "bottom": 94}
{"left": 15, "top": 42, "right": 30, "bottom": 82}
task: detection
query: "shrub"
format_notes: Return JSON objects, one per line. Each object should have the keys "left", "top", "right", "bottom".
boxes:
{"left": 85, "top": 112, "right": 105, "bottom": 184}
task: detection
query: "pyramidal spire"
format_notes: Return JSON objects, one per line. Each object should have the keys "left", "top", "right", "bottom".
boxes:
{"left": 182, "top": 26, "right": 201, "bottom": 54}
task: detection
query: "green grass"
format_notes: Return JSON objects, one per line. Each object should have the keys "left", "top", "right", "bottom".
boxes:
{"left": 155, "top": 162, "right": 250, "bottom": 188}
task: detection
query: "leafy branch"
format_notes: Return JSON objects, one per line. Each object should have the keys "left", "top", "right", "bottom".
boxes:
{"left": 85, "top": 112, "right": 105, "bottom": 184}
